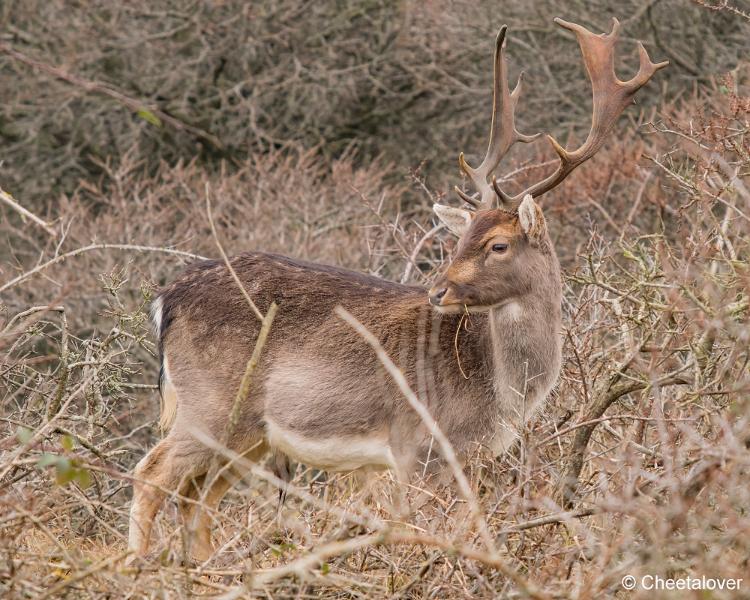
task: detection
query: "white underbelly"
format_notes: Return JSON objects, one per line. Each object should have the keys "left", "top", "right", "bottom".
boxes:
{"left": 265, "top": 418, "right": 396, "bottom": 472}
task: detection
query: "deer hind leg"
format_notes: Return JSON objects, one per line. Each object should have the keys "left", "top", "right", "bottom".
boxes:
{"left": 128, "top": 441, "right": 169, "bottom": 560}
{"left": 177, "top": 472, "right": 235, "bottom": 563}
{"left": 128, "top": 436, "right": 213, "bottom": 560}
{"left": 178, "top": 439, "right": 269, "bottom": 563}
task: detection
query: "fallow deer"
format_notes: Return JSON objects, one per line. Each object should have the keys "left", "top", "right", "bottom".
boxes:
{"left": 128, "top": 17, "right": 667, "bottom": 562}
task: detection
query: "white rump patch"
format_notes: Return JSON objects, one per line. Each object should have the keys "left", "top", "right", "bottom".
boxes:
{"left": 150, "top": 296, "right": 164, "bottom": 336}
{"left": 159, "top": 356, "right": 178, "bottom": 431}
{"left": 265, "top": 418, "right": 396, "bottom": 472}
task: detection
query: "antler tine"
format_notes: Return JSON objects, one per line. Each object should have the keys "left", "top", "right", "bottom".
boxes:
{"left": 454, "top": 185, "right": 481, "bottom": 208}
{"left": 498, "top": 17, "right": 669, "bottom": 209}
{"left": 459, "top": 26, "right": 540, "bottom": 210}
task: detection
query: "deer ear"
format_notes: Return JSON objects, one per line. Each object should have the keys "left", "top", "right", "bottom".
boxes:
{"left": 433, "top": 204, "right": 473, "bottom": 237}
{"left": 518, "top": 195, "right": 547, "bottom": 245}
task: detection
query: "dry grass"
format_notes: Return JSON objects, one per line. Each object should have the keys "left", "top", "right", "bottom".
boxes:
{"left": 2, "top": 2, "right": 750, "bottom": 598}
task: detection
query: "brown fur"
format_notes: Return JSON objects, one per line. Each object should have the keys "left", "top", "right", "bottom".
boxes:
{"left": 128, "top": 207, "right": 563, "bottom": 561}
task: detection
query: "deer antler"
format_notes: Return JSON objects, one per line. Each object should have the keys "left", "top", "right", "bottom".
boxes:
{"left": 458, "top": 18, "right": 668, "bottom": 211}
{"left": 455, "top": 26, "right": 540, "bottom": 210}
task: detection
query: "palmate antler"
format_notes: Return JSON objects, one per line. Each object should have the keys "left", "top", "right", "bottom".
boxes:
{"left": 455, "top": 25, "right": 540, "bottom": 210}
{"left": 457, "top": 18, "right": 668, "bottom": 211}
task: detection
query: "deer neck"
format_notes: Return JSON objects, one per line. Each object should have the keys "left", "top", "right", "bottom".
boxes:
{"left": 485, "top": 291, "right": 562, "bottom": 445}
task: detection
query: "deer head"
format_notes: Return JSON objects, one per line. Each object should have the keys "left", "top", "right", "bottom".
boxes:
{"left": 429, "top": 195, "right": 550, "bottom": 311}
{"left": 429, "top": 19, "right": 667, "bottom": 311}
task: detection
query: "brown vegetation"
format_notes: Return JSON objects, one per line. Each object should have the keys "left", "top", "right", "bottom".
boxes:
{"left": 1, "top": 1, "right": 749, "bottom": 598}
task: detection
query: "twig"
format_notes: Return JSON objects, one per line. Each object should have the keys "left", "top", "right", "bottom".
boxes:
{"left": 228, "top": 303, "right": 277, "bottom": 430}
{"left": 36, "top": 551, "right": 129, "bottom": 600}
{"left": 187, "top": 429, "right": 385, "bottom": 532}
{"left": 0, "top": 244, "right": 206, "bottom": 294}
{"left": 205, "top": 183, "right": 264, "bottom": 322}
{"left": 0, "top": 42, "right": 223, "bottom": 150}
{"left": 561, "top": 373, "right": 691, "bottom": 508}
{"left": 335, "top": 307, "right": 496, "bottom": 554}
{"left": 1, "top": 305, "right": 65, "bottom": 338}
{"left": 46, "top": 309, "right": 68, "bottom": 419}
{"left": 498, "top": 508, "right": 597, "bottom": 535}
{"left": 0, "top": 186, "right": 57, "bottom": 237}
{"left": 537, "top": 413, "right": 694, "bottom": 447}
{"left": 0, "top": 372, "right": 97, "bottom": 481}
{"left": 218, "top": 530, "right": 550, "bottom": 598}
{"left": 401, "top": 223, "right": 442, "bottom": 283}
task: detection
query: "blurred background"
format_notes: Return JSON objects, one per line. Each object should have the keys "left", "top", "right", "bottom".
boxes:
{"left": 1, "top": 1, "right": 746, "bottom": 201}
{"left": 1, "top": 1, "right": 749, "bottom": 597}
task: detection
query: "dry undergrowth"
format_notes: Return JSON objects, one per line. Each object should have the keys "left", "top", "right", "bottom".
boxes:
{"left": 2, "top": 4, "right": 750, "bottom": 598}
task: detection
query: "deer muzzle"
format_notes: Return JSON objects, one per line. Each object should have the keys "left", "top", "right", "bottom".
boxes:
{"left": 428, "top": 286, "right": 448, "bottom": 306}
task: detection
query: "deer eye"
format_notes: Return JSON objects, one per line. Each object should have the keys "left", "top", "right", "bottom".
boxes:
{"left": 491, "top": 243, "right": 508, "bottom": 253}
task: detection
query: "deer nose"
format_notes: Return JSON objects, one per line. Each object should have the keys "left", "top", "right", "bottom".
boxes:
{"left": 429, "top": 287, "right": 447, "bottom": 306}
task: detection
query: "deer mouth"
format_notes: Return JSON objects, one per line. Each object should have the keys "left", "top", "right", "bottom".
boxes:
{"left": 429, "top": 286, "right": 515, "bottom": 314}
{"left": 428, "top": 286, "right": 483, "bottom": 313}
{"left": 431, "top": 302, "right": 465, "bottom": 314}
